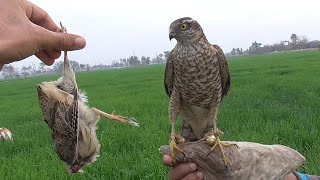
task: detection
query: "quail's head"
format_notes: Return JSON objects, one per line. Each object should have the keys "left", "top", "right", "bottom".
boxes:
{"left": 169, "top": 17, "right": 204, "bottom": 43}
{"left": 67, "top": 146, "right": 100, "bottom": 174}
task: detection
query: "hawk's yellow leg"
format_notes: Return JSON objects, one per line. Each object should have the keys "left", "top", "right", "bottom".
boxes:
{"left": 170, "top": 122, "right": 184, "bottom": 164}
{"left": 209, "top": 108, "right": 236, "bottom": 167}
{"left": 210, "top": 136, "right": 231, "bottom": 167}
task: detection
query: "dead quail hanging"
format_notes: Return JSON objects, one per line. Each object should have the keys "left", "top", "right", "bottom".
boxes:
{"left": 164, "top": 17, "right": 234, "bottom": 166}
{"left": 36, "top": 23, "right": 139, "bottom": 174}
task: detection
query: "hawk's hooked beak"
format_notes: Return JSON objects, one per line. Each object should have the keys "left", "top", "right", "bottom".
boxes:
{"left": 169, "top": 31, "right": 176, "bottom": 41}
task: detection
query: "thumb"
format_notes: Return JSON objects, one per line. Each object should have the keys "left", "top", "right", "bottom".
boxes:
{"left": 35, "top": 26, "right": 86, "bottom": 51}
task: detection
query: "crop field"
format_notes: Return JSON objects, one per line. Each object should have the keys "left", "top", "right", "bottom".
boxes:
{"left": 0, "top": 51, "right": 320, "bottom": 179}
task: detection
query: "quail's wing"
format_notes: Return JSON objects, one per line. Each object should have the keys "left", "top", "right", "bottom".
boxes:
{"left": 211, "top": 44, "right": 231, "bottom": 99}
{"left": 36, "top": 85, "right": 56, "bottom": 129}
{"left": 164, "top": 51, "right": 175, "bottom": 97}
{"left": 52, "top": 89, "right": 79, "bottom": 164}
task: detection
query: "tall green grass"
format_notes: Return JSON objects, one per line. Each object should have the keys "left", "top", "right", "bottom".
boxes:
{"left": 0, "top": 51, "right": 319, "bottom": 179}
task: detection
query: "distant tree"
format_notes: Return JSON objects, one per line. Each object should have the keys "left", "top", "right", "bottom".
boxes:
{"left": 127, "top": 56, "right": 140, "bottom": 66}
{"left": 235, "top": 48, "right": 243, "bottom": 55}
{"left": 53, "top": 61, "right": 64, "bottom": 72}
{"left": 21, "top": 66, "right": 30, "bottom": 77}
{"left": 85, "top": 64, "right": 91, "bottom": 71}
{"left": 164, "top": 51, "right": 170, "bottom": 60}
{"left": 152, "top": 54, "right": 164, "bottom": 64}
{"left": 80, "top": 64, "right": 86, "bottom": 70}
{"left": 248, "top": 41, "right": 262, "bottom": 54}
{"left": 282, "top": 41, "right": 290, "bottom": 45}
{"left": 296, "top": 36, "right": 308, "bottom": 49}
{"left": 151, "top": 57, "right": 156, "bottom": 64}
{"left": 112, "top": 60, "right": 120, "bottom": 67}
{"left": 69, "top": 61, "right": 80, "bottom": 71}
{"left": 305, "top": 40, "right": 319, "bottom": 48}
{"left": 231, "top": 48, "right": 236, "bottom": 55}
{"left": 299, "top": 36, "right": 308, "bottom": 43}
{"left": 39, "top": 62, "right": 46, "bottom": 72}
{"left": 252, "top": 41, "right": 262, "bottom": 48}
{"left": 290, "top": 34, "right": 298, "bottom": 44}
{"left": 1, "top": 65, "right": 17, "bottom": 79}
{"left": 29, "top": 62, "right": 37, "bottom": 75}
{"left": 272, "top": 43, "right": 282, "bottom": 52}
{"left": 120, "top": 58, "right": 128, "bottom": 67}
{"left": 146, "top": 57, "right": 151, "bottom": 65}
{"left": 159, "top": 53, "right": 166, "bottom": 64}
{"left": 258, "top": 45, "right": 275, "bottom": 54}
{"left": 141, "top": 56, "right": 150, "bottom": 65}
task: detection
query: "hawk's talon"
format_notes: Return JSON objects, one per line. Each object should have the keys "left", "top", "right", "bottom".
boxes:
{"left": 208, "top": 136, "right": 236, "bottom": 167}
{"left": 170, "top": 135, "right": 184, "bottom": 164}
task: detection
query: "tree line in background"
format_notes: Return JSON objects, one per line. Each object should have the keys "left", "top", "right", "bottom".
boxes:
{"left": 0, "top": 51, "right": 171, "bottom": 80}
{"left": 1, "top": 33, "right": 320, "bottom": 80}
{"left": 227, "top": 34, "right": 320, "bottom": 56}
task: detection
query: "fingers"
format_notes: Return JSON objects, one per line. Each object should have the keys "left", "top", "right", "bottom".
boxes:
{"left": 25, "top": 1, "right": 86, "bottom": 53}
{"left": 35, "top": 26, "right": 86, "bottom": 51}
{"left": 162, "top": 155, "right": 174, "bottom": 167}
{"left": 35, "top": 50, "right": 59, "bottom": 65}
{"left": 181, "top": 172, "right": 204, "bottom": 180}
{"left": 167, "top": 162, "right": 197, "bottom": 180}
{"left": 163, "top": 155, "right": 201, "bottom": 180}
{"left": 283, "top": 173, "right": 298, "bottom": 180}
{"left": 25, "top": 1, "right": 60, "bottom": 32}
{"left": 46, "top": 50, "right": 61, "bottom": 59}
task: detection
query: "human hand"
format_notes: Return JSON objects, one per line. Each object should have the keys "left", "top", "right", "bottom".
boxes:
{"left": 162, "top": 154, "right": 204, "bottom": 180}
{"left": 0, "top": 0, "right": 86, "bottom": 69}
{"left": 162, "top": 154, "right": 297, "bottom": 180}
{"left": 160, "top": 135, "right": 305, "bottom": 180}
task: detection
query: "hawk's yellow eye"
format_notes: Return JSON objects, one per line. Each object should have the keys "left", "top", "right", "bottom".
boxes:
{"left": 180, "top": 24, "right": 188, "bottom": 30}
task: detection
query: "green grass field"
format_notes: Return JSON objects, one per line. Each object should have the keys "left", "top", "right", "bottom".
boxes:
{"left": 1, "top": 51, "right": 320, "bottom": 179}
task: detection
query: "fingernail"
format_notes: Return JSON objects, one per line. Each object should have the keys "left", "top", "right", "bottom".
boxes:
{"left": 197, "top": 171, "right": 204, "bottom": 178}
{"left": 190, "top": 163, "right": 197, "bottom": 171}
{"left": 74, "top": 37, "right": 86, "bottom": 49}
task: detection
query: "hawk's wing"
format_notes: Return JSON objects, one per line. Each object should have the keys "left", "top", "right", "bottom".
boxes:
{"left": 164, "top": 51, "right": 175, "bottom": 97}
{"left": 211, "top": 44, "right": 231, "bottom": 99}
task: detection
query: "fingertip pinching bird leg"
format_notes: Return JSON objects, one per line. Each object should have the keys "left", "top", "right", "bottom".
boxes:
{"left": 92, "top": 108, "right": 139, "bottom": 127}
{"left": 60, "top": 23, "right": 72, "bottom": 72}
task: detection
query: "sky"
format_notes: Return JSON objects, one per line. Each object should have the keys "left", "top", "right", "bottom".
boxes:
{"left": 11, "top": 0, "right": 320, "bottom": 68}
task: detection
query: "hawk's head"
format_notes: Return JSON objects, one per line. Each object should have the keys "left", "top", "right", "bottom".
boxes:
{"left": 169, "top": 17, "right": 204, "bottom": 43}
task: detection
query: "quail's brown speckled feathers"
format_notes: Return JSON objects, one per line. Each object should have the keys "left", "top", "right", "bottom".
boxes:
{"left": 36, "top": 24, "right": 138, "bottom": 173}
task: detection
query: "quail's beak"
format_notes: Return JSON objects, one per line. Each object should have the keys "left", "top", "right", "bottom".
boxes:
{"left": 169, "top": 31, "right": 176, "bottom": 41}
{"left": 36, "top": 84, "right": 41, "bottom": 90}
{"left": 67, "top": 164, "right": 84, "bottom": 174}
